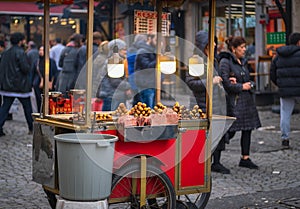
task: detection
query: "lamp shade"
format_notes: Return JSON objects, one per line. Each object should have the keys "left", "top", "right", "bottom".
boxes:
{"left": 188, "top": 54, "right": 204, "bottom": 76}
{"left": 107, "top": 45, "right": 125, "bottom": 78}
{"left": 159, "top": 49, "right": 176, "bottom": 74}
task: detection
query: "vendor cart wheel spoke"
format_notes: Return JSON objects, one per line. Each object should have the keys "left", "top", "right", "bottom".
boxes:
{"left": 109, "top": 163, "right": 176, "bottom": 209}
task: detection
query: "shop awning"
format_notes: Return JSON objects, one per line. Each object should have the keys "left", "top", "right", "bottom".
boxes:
{"left": 118, "top": 0, "right": 185, "bottom": 7}
{"left": 0, "top": 2, "right": 66, "bottom": 16}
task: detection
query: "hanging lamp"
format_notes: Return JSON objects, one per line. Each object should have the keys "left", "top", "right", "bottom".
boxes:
{"left": 159, "top": 45, "right": 176, "bottom": 74}
{"left": 107, "top": 44, "right": 125, "bottom": 78}
{"left": 188, "top": 53, "right": 204, "bottom": 76}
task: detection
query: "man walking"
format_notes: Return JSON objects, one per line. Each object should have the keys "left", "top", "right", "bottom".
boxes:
{"left": 50, "top": 37, "right": 65, "bottom": 71}
{"left": 50, "top": 37, "right": 65, "bottom": 89}
{"left": 134, "top": 34, "right": 157, "bottom": 108}
{"left": 270, "top": 32, "right": 300, "bottom": 148}
{"left": 0, "top": 40, "right": 5, "bottom": 107}
{"left": 0, "top": 32, "right": 33, "bottom": 137}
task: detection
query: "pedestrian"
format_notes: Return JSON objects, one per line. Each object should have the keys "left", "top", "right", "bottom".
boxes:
{"left": 270, "top": 32, "right": 300, "bottom": 148}
{"left": 77, "top": 31, "right": 103, "bottom": 73}
{"left": 56, "top": 33, "right": 83, "bottom": 97}
{"left": 127, "top": 34, "right": 147, "bottom": 106}
{"left": 134, "top": 34, "right": 157, "bottom": 108}
{"left": 26, "top": 41, "right": 40, "bottom": 112}
{"left": 50, "top": 37, "right": 65, "bottom": 90}
{"left": 0, "top": 40, "right": 5, "bottom": 107}
{"left": 186, "top": 30, "right": 229, "bottom": 174}
{"left": 0, "top": 40, "right": 4, "bottom": 58}
{"left": 96, "top": 39, "right": 131, "bottom": 111}
{"left": 91, "top": 40, "right": 109, "bottom": 97}
{"left": 75, "top": 32, "right": 104, "bottom": 97}
{"left": 219, "top": 36, "right": 261, "bottom": 169}
{"left": 26, "top": 41, "right": 39, "bottom": 70}
{"left": 32, "top": 45, "right": 58, "bottom": 113}
{"left": 0, "top": 32, "right": 33, "bottom": 137}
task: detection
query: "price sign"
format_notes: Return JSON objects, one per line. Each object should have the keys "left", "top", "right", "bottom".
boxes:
{"left": 134, "top": 10, "right": 171, "bottom": 36}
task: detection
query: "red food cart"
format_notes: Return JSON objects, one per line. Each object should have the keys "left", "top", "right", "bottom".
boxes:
{"left": 29, "top": 0, "right": 235, "bottom": 208}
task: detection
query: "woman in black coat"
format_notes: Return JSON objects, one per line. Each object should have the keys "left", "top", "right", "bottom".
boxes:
{"left": 32, "top": 46, "right": 58, "bottom": 113}
{"left": 219, "top": 36, "right": 261, "bottom": 169}
{"left": 186, "top": 31, "right": 229, "bottom": 174}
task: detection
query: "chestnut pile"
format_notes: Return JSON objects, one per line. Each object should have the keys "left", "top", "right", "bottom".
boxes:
{"left": 113, "top": 103, "right": 128, "bottom": 117}
{"left": 128, "top": 102, "right": 152, "bottom": 117}
{"left": 172, "top": 102, "right": 205, "bottom": 120}
{"left": 93, "top": 113, "right": 113, "bottom": 121}
{"left": 152, "top": 102, "right": 167, "bottom": 114}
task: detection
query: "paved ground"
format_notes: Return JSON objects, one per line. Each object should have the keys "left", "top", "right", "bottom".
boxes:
{"left": 0, "top": 102, "right": 300, "bottom": 208}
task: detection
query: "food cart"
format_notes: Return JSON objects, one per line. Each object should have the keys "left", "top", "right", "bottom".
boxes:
{"left": 29, "top": 0, "right": 235, "bottom": 208}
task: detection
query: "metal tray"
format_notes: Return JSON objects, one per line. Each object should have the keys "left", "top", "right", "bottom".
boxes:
{"left": 118, "top": 125, "right": 178, "bottom": 142}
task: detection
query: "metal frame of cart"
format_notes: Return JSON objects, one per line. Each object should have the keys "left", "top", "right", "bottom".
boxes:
{"left": 18, "top": 0, "right": 233, "bottom": 208}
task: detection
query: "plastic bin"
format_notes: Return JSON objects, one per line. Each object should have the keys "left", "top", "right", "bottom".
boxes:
{"left": 54, "top": 133, "right": 118, "bottom": 201}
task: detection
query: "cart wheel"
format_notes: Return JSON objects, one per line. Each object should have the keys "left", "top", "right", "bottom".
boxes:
{"left": 178, "top": 180, "right": 211, "bottom": 209}
{"left": 175, "top": 200, "right": 189, "bottom": 209}
{"left": 109, "top": 163, "right": 176, "bottom": 209}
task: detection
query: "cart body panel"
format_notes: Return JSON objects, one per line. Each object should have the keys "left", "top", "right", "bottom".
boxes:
{"left": 179, "top": 129, "right": 207, "bottom": 188}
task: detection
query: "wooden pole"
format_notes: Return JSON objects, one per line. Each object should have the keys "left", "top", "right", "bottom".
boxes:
{"left": 43, "top": 0, "right": 50, "bottom": 116}
{"left": 85, "top": 0, "right": 94, "bottom": 128}
{"left": 207, "top": 0, "right": 216, "bottom": 121}
{"left": 156, "top": 0, "right": 162, "bottom": 104}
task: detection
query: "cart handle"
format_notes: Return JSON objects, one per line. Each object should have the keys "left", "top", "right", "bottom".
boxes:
{"left": 178, "top": 128, "right": 187, "bottom": 133}
{"left": 96, "top": 141, "right": 111, "bottom": 147}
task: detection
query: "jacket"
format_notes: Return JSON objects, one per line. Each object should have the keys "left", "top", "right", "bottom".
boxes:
{"left": 97, "top": 72, "right": 131, "bottom": 101}
{"left": 134, "top": 42, "right": 156, "bottom": 89}
{"left": 96, "top": 39, "right": 131, "bottom": 102}
{"left": 57, "top": 45, "right": 79, "bottom": 95}
{"left": 270, "top": 45, "right": 300, "bottom": 97}
{"left": 127, "top": 40, "right": 145, "bottom": 91}
{"left": 32, "top": 56, "right": 58, "bottom": 89}
{"left": 219, "top": 51, "right": 261, "bottom": 131}
{"left": 0, "top": 45, "right": 31, "bottom": 93}
{"left": 186, "top": 58, "right": 225, "bottom": 115}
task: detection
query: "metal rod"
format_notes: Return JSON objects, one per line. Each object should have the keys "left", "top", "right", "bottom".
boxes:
{"left": 156, "top": 0, "right": 162, "bottom": 104}
{"left": 43, "top": 0, "right": 50, "bottom": 116}
{"left": 207, "top": 0, "right": 216, "bottom": 121}
{"left": 140, "top": 155, "right": 147, "bottom": 207}
{"left": 85, "top": 0, "right": 94, "bottom": 129}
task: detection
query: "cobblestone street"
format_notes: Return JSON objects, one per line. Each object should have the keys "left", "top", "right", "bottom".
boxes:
{"left": 0, "top": 104, "right": 299, "bottom": 208}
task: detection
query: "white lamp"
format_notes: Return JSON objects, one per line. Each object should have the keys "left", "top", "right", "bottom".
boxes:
{"left": 107, "top": 45, "right": 125, "bottom": 78}
{"left": 188, "top": 54, "right": 204, "bottom": 76}
{"left": 159, "top": 45, "right": 176, "bottom": 74}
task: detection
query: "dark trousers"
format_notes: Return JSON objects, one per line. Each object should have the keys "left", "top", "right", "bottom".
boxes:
{"left": 33, "top": 86, "right": 42, "bottom": 113}
{"left": 0, "top": 96, "right": 33, "bottom": 132}
{"left": 241, "top": 130, "right": 251, "bottom": 156}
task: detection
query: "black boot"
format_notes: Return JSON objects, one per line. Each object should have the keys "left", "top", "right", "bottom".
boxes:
{"left": 212, "top": 150, "right": 230, "bottom": 174}
{"left": 239, "top": 158, "right": 258, "bottom": 169}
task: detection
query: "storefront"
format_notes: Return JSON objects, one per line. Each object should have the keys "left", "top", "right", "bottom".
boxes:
{"left": 0, "top": 2, "right": 78, "bottom": 46}
{"left": 0, "top": 1, "right": 111, "bottom": 47}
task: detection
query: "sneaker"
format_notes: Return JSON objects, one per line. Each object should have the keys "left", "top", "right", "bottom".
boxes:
{"left": 211, "top": 163, "right": 230, "bottom": 174}
{"left": 0, "top": 131, "right": 5, "bottom": 137}
{"left": 239, "top": 158, "right": 258, "bottom": 169}
{"left": 282, "top": 139, "right": 289, "bottom": 148}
